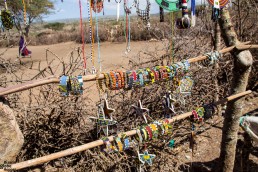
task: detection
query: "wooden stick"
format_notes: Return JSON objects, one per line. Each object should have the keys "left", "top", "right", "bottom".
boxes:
{"left": 0, "top": 43, "right": 255, "bottom": 97}
{"left": 236, "top": 44, "right": 258, "bottom": 50}
{"left": 8, "top": 90, "right": 251, "bottom": 170}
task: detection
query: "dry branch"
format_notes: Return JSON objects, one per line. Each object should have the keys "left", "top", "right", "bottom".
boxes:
{"left": 4, "top": 90, "right": 251, "bottom": 171}
{"left": 0, "top": 44, "right": 257, "bottom": 97}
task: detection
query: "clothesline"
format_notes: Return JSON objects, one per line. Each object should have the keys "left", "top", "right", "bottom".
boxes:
{"left": 2, "top": 90, "right": 251, "bottom": 171}
{"left": 0, "top": 43, "right": 256, "bottom": 97}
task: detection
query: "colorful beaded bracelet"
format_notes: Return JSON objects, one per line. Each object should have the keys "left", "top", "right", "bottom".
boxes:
{"left": 114, "top": 136, "right": 124, "bottom": 152}
{"left": 145, "top": 126, "right": 153, "bottom": 140}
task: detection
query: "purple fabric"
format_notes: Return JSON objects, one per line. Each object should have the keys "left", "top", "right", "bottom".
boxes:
{"left": 19, "top": 36, "right": 31, "bottom": 56}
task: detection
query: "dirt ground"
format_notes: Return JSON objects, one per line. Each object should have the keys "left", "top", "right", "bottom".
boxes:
{"left": 0, "top": 41, "right": 257, "bottom": 171}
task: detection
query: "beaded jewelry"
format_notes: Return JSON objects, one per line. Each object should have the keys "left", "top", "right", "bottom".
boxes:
{"left": 117, "top": 70, "right": 125, "bottom": 88}
{"left": 59, "top": 75, "right": 70, "bottom": 96}
{"left": 110, "top": 71, "right": 117, "bottom": 90}
{"left": 115, "top": 136, "right": 124, "bottom": 152}
{"left": 146, "top": 68, "right": 155, "bottom": 83}
{"left": 135, "top": 129, "right": 143, "bottom": 144}
{"left": 104, "top": 73, "right": 110, "bottom": 88}
{"left": 140, "top": 127, "right": 148, "bottom": 141}
{"left": 102, "top": 137, "right": 113, "bottom": 153}
{"left": 149, "top": 124, "right": 159, "bottom": 138}
{"left": 135, "top": 0, "right": 151, "bottom": 29}
{"left": 145, "top": 126, "right": 153, "bottom": 140}
{"left": 153, "top": 120, "right": 165, "bottom": 135}
{"left": 138, "top": 150, "right": 156, "bottom": 166}
{"left": 70, "top": 75, "right": 83, "bottom": 95}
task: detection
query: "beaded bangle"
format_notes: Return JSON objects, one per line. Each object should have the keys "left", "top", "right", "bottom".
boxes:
{"left": 137, "top": 69, "right": 144, "bottom": 87}
{"left": 176, "top": 62, "right": 184, "bottom": 77}
{"left": 154, "top": 120, "right": 165, "bottom": 135}
{"left": 103, "top": 73, "right": 110, "bottom": 88}
{"left": 146, "top": 68, "right": 155, "bottom": 83}
{"left": 110, "top": 71, "right": 117, "bottom": 90}
{"left": 115, "top": 136, "right": 124, "bottom": 152}
{"left": 143, "top": 69, "right": 150, "bottom": 85}
{"left": 169, "top": 64, "right": 177, "bottom": 78}
{"left": 158, "top": 68, "right": 164, "bottom": 80}
{"left": 133, "top": 70, "right": 140, "bottom": 86}
{"left": 195, "top": 107, "right": 205, "bottom": 122}
{"left": 116, "top": 72, "right": 122, "bottom": 89}
{"left": 165, "top": 66, "right": 173, "bottom": 80}
{"left": 149, "top": 124, "right": 159, "bottom": 138}
{"left": 145, "top": 126, "right": 153, "bottom": 140}
{"left": 123, "top": 72, "right": 127, "bottom": 89}
{"left": 183, "top": 60, "right": 190, "bottom": 73}
{"left": 132, "top": 71, "right": 137, "bottom": 81}
{"left": 163, "top": 119, "right": 171, "bottom": 134}
{"left": 135, "top": 129, "right": 143, "bottom": 144}
{"left": 141, "top": 127, "right": 148, "bottom": 141}
{"left": 126, "top": 71, "right": 133, "bottom": 89}
{"left": 161, "top": 66, "right": 169, "bottom": 81}
{"left": 192, "top": 110, "right": 199, "bottom": 121}
{"left": 151, "top": 69, "right": 159, "bottom": 82}
{"left": 121, "top": 133, "right": 130, "bottom": 150}
{"left": 117, "top": 70, "right": 125, "bottom": 88}
{"left": 154, "top": 66, "right": 161, "bottom": 80}
{"left": 102, "top": 137, "right": 113, "bottom": 153}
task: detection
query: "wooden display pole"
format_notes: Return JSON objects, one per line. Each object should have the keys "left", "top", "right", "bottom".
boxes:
{"left": 0, "top": 43, "right": 256, "bottom": 97}
{"left": 3, "top": 90, "right": 250, "bottom": 171}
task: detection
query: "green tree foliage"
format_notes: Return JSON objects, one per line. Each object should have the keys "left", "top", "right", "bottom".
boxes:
{"left": 0, "top": 0, "right": 54, "bottom": 36}
{"left": 44, "top": 22, "right": 65, "bottom": 31}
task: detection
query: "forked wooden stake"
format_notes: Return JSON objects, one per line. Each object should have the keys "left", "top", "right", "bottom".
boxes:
{"left": 2, "top": 90, "right": 250, "bottom": 171}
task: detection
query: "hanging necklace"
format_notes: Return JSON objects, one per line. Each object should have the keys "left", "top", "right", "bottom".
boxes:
{"left": 124, "top": 0, "right": 133, "bottom": 54}
{"left": 95, "top": 0, "right": 102, "bottom": 72}
{"left": 135, "top": 0, "right": 151, "bottom": 29}
{"left": 22, "top": 0, "right": 27, "bottom": 25}
{"left": 78, "top": 0, "right": 87, "bottom": 74}
{"left": 87, "top": 0, "right": 96, "bottom": 74}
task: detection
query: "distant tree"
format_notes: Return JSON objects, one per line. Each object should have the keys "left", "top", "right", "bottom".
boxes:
{"left": 44, "top": 22, "right": 65, "bottom": 31}
{"left": 0, "top": 0, "right": 54, "bottom": 37}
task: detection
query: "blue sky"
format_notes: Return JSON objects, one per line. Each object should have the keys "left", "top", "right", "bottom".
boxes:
{"left": 45, "top": 0, "right": 204, "bottom": 21}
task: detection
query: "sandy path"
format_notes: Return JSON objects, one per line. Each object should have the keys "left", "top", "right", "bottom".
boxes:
{"left": 0, "top": 41, "right": 166, "bottom": 102}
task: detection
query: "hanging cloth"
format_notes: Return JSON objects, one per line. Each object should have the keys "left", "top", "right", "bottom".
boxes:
{"left": 19, "top": 36, "right": 31, "bottom": 57}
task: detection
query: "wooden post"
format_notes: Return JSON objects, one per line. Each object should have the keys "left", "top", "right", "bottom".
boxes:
{"left": 160, "top": 7, "right": 164, "bottom": 22}
{"left": 218, "top": 7, "right": 253, "bottom": 172}
{"left": 214, "top": 21, "right": 221, "bottom": 116}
